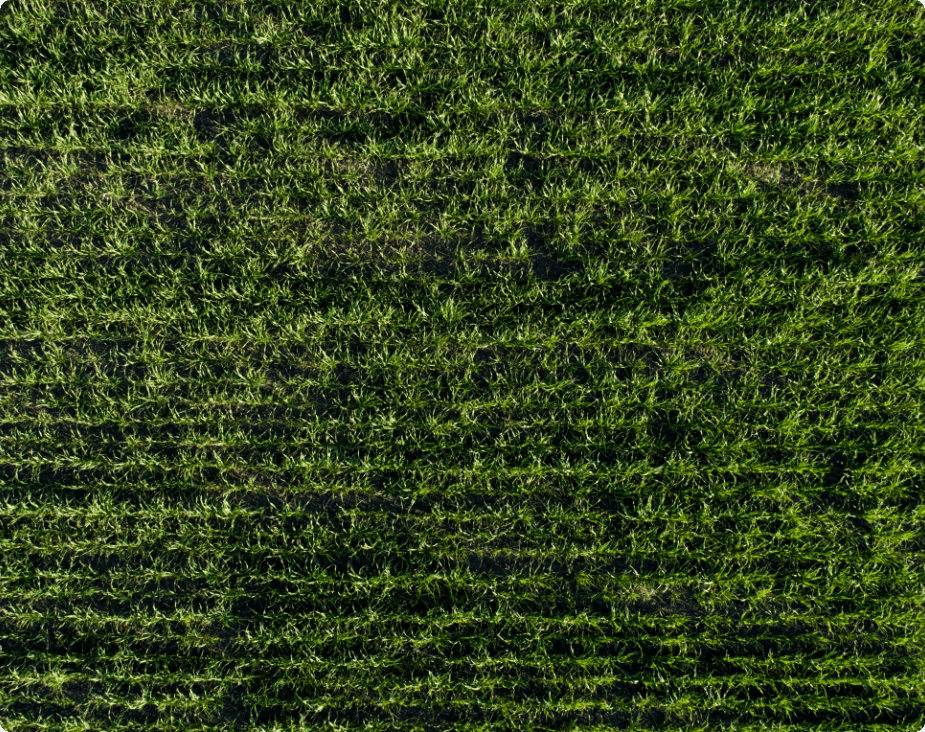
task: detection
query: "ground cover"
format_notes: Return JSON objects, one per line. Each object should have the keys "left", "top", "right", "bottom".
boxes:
{"left": 0, "top": 1, "right": 924, "bottom": 730}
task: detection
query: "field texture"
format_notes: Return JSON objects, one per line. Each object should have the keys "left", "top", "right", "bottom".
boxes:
{"left": 1, "top": 0, "right": 924, "bottom": 730}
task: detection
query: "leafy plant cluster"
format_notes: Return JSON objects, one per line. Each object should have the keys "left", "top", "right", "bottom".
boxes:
{"left": 0, "top": 1, "right": 923, "bottom": 730}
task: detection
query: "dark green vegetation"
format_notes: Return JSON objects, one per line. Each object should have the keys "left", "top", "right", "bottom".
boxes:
{"left": 1, "top": 0, "right": 924, "bottom": 730}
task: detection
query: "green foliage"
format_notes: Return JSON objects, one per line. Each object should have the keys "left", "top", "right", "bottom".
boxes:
{"left": 0, "top": 0, "right": 923, "bottom": 730}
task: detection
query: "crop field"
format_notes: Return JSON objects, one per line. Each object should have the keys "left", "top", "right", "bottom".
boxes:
{"left": 1, "top": 0, "right": 924, "bottom": 730}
